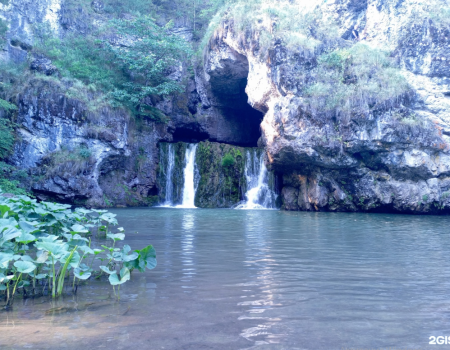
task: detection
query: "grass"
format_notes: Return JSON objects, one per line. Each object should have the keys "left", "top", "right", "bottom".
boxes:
{"left": 409, "top": 0, "right": 450, "bottom": 28}
{"left": 304, "top": 43, "right": 410, "bottom": 118}
{"left": 197, "top": 0, "right": 410, "bottom": 120}
{"left": 199, "top": 0, "right": 340, "bottom": 58}
{"left": 42, "top": 145, "right": 96, "bottom": 177}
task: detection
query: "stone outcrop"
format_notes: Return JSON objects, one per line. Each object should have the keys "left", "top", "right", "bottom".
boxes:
{"left": 201, "top": 0, "right": 450, "bottom": 213}
{"left": 10, "top": 77, "right": 167, "bottom": 206}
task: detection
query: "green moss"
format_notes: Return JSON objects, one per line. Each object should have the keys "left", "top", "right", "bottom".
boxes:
{"left": 221, "top": 153, "right": 235, "bottom": 167}
{"left": 193, "top": 141, "right": 247, "bottom": 208}
{"left": 0, "top": 18, "right": 8, "bottom": 47}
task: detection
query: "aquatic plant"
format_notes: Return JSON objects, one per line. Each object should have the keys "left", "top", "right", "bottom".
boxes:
{"left": 0, "top": 191, "right": 157, "bottom": 307}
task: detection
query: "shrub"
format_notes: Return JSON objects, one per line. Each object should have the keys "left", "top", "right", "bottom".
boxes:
{"left": 222, "top": 153, "right": 235, "bottom": 167}
{"left": 78, "top": 146, "right": 92, "bottom": 159}
{"left": 0, "top": 118, "right": 14, "bottom": 159}
{"left": 0, "top": 178, "right": 29, "bottom": 195}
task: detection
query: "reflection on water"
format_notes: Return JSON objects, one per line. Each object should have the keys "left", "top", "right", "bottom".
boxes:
{"left": 1, "top": 209, "right": 450, "bottom": 350}
{"left": 181, "top": 211, "right": 196, "bottom": 292}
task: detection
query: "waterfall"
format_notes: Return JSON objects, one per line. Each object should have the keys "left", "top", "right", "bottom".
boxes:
{"left": 176, "top": 143, "right": 198, "bottom": 209}
{"left": 162, "top": 143, "right": 175, "bottom": 206}
{"left": 236, "top": 150, "right": 277, "bottom": 210}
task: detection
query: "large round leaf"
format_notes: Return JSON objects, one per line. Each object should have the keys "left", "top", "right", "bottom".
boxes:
{"left": 0, "top": 252, "right": 13, "bottom": 266}
{"left": 74, "top": 268, "right": 91, "bottom": 280}
{"left": 99, "top": 265, "right": 115, "bottom": 275}
{"left": 109, "top": 267, "right": 130, "bottom": 286}
{"left": 14, "top": 261, "right": 36, "bottom": 274}
{"left": 107, "top": 233, "right": 125, "bottom": 242}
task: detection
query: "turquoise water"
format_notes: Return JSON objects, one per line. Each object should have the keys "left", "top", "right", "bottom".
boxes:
{"left": 1, "top": 209, "right": 450, "bottom": 349}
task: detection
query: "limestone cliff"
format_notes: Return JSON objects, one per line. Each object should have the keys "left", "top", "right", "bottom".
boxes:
{"left": 201, "top": 0, "right": 450, "bottom": 213}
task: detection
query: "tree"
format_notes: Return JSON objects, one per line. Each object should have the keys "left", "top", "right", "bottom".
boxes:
{"left": 105, "top": 16, "right": 193, "bottom": 116}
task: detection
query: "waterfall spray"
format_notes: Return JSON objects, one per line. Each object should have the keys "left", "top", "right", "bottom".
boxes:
{"left": 176, "top": 144, "right": 198, "bottom": 208}
{"left": 235, "top": 150, "right": 277, "bottom": 210}
{"left": 162, "top": 143, "right": 175, "bottom": 206}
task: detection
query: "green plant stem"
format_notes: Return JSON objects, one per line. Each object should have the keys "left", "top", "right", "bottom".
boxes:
{"left": 52, "top": 255, "right": 56, "bottom": 298}
{"left": 9, "top": 273, "right": 22, "bottom": 306}
{"left": 57, "top": 246, "right": 77, "bottom": 297}
{"left": 6, "top": 281, "right": 10, "bottom": 305}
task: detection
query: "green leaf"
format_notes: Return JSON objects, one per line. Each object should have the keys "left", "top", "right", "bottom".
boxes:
{"left": 16, "top": 231, "right": 36, "bottom": 244}
{"left": 0, "top": 273, "right": 13, "bottom": 283}
{"left": 107, "top": 233, "right": 125, "bottom": 241}
{"left": 0, "top": 252, "right": 13, "bottom": 265}
{"left": 78, "top": 246, "right": 94, "bottom": 255}
{"left": 14, "top": 261, "right": 36, "bottom": 273}
{"left": 35, "top": 251, "right": 49, "bottom": 263}
{"left": 93, "top": 248, "right": 105, "bottom": 255}
{"left": 99, "top": 265, "right": 115, "bottom": 274}
{"left": 1, "top": 226, "right": 21, "bottom": 241}
{"left": 59, "top": 250, "right": 80, "bottom": 268}
{"left": 0, "top": 204, "right": 10, "bottom": 217}
{"left": 74, "top": 268, "right": 91, "bottom": 280}
{"left": 108, "top": 267, "right": 130, "bottom": 286}
{"left": 71, "top": 224, "right": 88, "bottom": 233}
{"left": 30, "top": 272, "right": 48, "bottom": 279}
{"left": 19, "top": 221, "right": 38, "bottom": 234}
{"left": 35, "top": 241, "right": 68, "bottom": 257}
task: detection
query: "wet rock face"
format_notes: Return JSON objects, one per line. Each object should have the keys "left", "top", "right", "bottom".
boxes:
{"left": 30, "top": 54, "right": 58, "bottom": 76}
{"left": 11, "top": 78, "right": 166, "bottom": 207}
{"left": 201, "top": 0, "right": 450, "bottom": 213}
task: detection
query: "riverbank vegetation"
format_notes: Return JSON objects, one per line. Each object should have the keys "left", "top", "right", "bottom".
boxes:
{"left": 0, "top": 193, "right": 156, "bottom": 307}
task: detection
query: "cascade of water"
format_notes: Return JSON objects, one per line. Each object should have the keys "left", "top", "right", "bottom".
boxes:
{"left": 236, "top": 150, "right": 277, "bottom": 210}
{"left": 176, "top": 143, "right": 198, "bottom": 209}
{"left": 162, "top": 143, "right": 175, "bottom": 206}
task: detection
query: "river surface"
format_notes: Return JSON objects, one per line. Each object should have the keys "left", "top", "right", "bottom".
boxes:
{"left": 1, "top": 208, "right": 450, "bottom": 349}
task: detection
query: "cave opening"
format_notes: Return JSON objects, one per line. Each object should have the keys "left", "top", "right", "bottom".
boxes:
{"left": 206, "top": 49, "right": 264, "bottom": 147}
{"left": 172, "top": 49, "right": 263, "bottom": 147}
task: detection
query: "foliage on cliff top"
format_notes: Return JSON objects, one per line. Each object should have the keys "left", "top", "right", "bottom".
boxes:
{"left": 305, "top": 43, "right": 410, "bottom": 117}
{"left": 34, "top": 16, "right": 191, "bottom": 118}
{"left": 200, "top": 0, "right": 409, "bottom": 118}
{"left": 200, "top": 0, "right": 340, "bottom": 58}
{"left": 409, "top": 0, "right": 450, "bottom": 28}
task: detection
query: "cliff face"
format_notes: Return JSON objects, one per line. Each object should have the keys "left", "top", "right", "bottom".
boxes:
{"left": 201, "top": 0, "right": 450, "bottom": 213}
{"left": 2, "top": 0, "right": 450, "bottom": 213}
{"left": 0, "top": 0, "right": 265, "bottom": 206}
{"left": 10, "top": 77, "right": 167, "bottom": 206}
